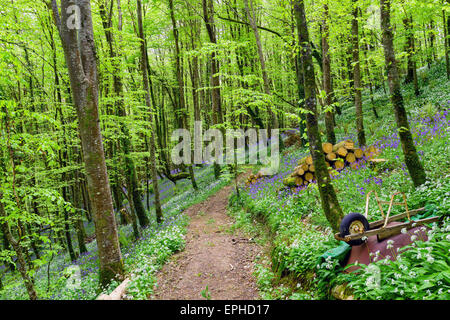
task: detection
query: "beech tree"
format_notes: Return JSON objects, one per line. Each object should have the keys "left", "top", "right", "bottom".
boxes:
{"left": 380, "top": 0, "right": 426, "bottom": 187}
{"left": 50, "top": 0, "right": 124, "bottom": 286}
{"left": 294, "top": 0, "right": 344, "bottom": 232}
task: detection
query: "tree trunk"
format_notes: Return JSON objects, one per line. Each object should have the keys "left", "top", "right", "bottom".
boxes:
{"left": 168, "top": 0, "right": 198, "bottom": 190}
{"left": 352, "top": 0, "right": 366, "bottom": 147}
{"left": 322, "top": 3, "right": 336, "bottom": 145}
{"left": 51, "top": 0, "right": 124, "bottom": 287}
{"left": 380, "top": 0, "right": 426, "bottom": 188}
{"left": 243, "top": 0, "right": 278, "bottom": 130}
{"left": 444, "top": 9, "right": 450, "bottom": 80}
{"left": 294, "top": 0, "right": 344, "bottom": 232}
{"left": 403, "top": 16, "right": 420, "bottom": 96}
{"left": 73, "top": 180, "right": 87, "bottom": 254}
{"left": 137, "top": 0, "right": 163, "bottom": 223}
{"left": 203, "top": 0, "right": 223, "bottom": 178}
{"left": 0, "top": 192, "right": 37, "bottom": 300}
{"left": 99, "top": 0, "right": 149, "bottom": 228}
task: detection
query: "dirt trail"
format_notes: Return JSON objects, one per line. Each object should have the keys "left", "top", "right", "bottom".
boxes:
{"left": 152, "top": 181, "right": 261, "bottom": 300}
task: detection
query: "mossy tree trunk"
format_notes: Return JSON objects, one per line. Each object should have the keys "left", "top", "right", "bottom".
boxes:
{"left": 137, "top": 0, "right": 163, "bottom": 223}
{"left": 444, "top": 8, "right": 449, "bottom": 80}
{"left": 294, "top": 0, "right": 344, "bottom": 232}
{"left": 0, "top": 192, "right": 37, "bottom": 300}
{"left": 351, "top": 0, "right": 366, "bottom": 147}
{"left": 203, "top": 0, "right": 223, "bottom": 179}
{"left": 99, "top": 1, "right": 149, "bottom": 228}
{"left": 51, "top": 0, "right": 124, "bottom": 287}
{"left": 168, "top": 0, "right": 198, "bottom": 190}
{"left": 322, "top": 3, "right": 336, "bottom": 145}
{"left": 380, "top": 0, "right": 427, "bottom": 188}
{"left": 403, "top": 16, "right": 420, "bottom": 96}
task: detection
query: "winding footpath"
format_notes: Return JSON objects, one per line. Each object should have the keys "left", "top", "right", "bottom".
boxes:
{"left": 151, "top": 181, "right": 262, "bottom": 300}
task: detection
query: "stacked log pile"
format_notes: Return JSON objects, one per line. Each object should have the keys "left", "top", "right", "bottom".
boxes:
{"left": 283, "top": 140, "right": 381, "bottom": 188}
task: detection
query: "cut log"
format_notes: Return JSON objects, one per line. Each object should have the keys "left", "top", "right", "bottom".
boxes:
{"left": 308, "top": 164, "right": 315, "bottom": 172}
{"left": 300, "top": 163, "right": 309, "bottom": 171}
{"left": 291, "top": 167, "right": 301, "bottom": 177}
{"left": 335, "top": 147, "right": 348, "bottom": 157}
{"left": 334, "top": 159, "right": 345, "bottom": 170}
{"left": 283, "top": 177, "right": 297, "bottom": 187}
{"left": 322, "top": 142, "right": 333, "bottom": 154}
{"left": 97, "top": 278, "right": 130, "bottom": 300}
{"left": 326, "top": 152, "right": 337, "bottom": 161}
{"left": 296, "top": 168, "right": 305, "bottom": 176}
{"left": 304, "top": 172, "right": 314, "bottom": 182}
{"left": 369, "top": 158, "right": 386, "bottom": 163}
{"left": 332, "top": 140, "right": 346, "bottom": 151}
{"left": 345, "top": 152, "right": 356, "bottom": 163}
{"left": 333, "top": 141, "right": 348, "bottom": 157}
{"left": 344, "top": 140, "right": 354, "bottom": 149}
{"left": 295, "top": 176, "right": 303, "bottom": 186}
{"left": 305, "top": 156, "right": 313, "bottom": 165}
{"left": 353, "top": 148, "right": 363, "bottom": 158}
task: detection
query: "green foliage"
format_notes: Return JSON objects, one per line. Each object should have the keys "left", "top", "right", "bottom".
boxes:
{"left": 201, "top": 285, "right": 212, "bottom": 300}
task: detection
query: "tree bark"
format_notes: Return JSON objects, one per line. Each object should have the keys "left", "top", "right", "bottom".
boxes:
{"left": 137, "top": 0, "right": 163, "bottom": 223}
{"left": 0, "top": 192, "right": 37, "bottom": 300}
{"left": 351, "top": 0, "right": 366, "bottom": 147}
{"left": 99, "top": 0, "right": 149, "bottom": 228}
{"left": 203, "top": 0, "right": 223, "bottom": 178}
{"left": 51, "top": 0, "right": 124, "bottom": 286}
{"left": 168, "top": 0, "right": 198, "bottom": 190}
{"left": 294, "top": 0, "right": 344, "bottom": 232}
{"left": 243, "top": 0, "right": 278, "bottom": 129}
{"left": 322, "top": 3, "right": 336, "bottom": 145}
{"left": 380, "top": 0, "right": 426, "bottom": 188}
{"left": 444, "top": 9, "right": 449, "bottom": 80}
{"left": 403, "top": 16, "right": 420, "bottom": 95}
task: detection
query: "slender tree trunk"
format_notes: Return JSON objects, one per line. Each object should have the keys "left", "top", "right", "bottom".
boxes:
{"left": 322, "top": 3, "right": 336, "bottom": 145}
{"left": 0, "top": 192, "right": 37, "bottom": 300}
{"left": 380, "top": 0, "right": 426, "bottom": 188}
{"left": 444, "top": 9, "right": 449, "bottom": 80}
{"left": 51, "top": 0, "right": 124, "bottom": 286}
{"left": 352, "top": 0, "right": 366, "bottom": 147}
{"left": 99, "top": 1, "right": 149, "bottom": 228}
{"left": 203, "top": 0, "right": 223, "bottom": 178}
{"left": 137, "top": 0, "right": 163, "bottom": 223}
{"left": 429, "top": 21, "right": 436, "bottom": 61}
{"left": 73, "top": 180, "right": 87, "bottom": 254}
{"left": 294, "top": 0, "right": 344, "bottom": 232}
{"left": 168, "top": 0, "right": 198, "bottom": 190}
{"left": 2, "top": 233, "right": 15, "bottom": 271}
{"left": 244, "top": 0, "right": 278, "bottom": 129}
{"left": 360, "top": 29, "right": 379, "bottom": 119}
{"left": 403, "top": 16, "right": 420, "bottom": 96}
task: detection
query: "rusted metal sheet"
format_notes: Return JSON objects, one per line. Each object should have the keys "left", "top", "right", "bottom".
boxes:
{"left": 344, "top": 222, "right": 429, "bottom": 273}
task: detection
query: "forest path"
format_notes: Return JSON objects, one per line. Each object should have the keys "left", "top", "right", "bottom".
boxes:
{"left": 151, "top": 177, "right": 262, "bottom": 300}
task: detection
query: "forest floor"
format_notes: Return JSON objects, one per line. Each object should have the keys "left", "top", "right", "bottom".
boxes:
{"left": 151, "top": 176, "right": 262, "bottom": 300}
